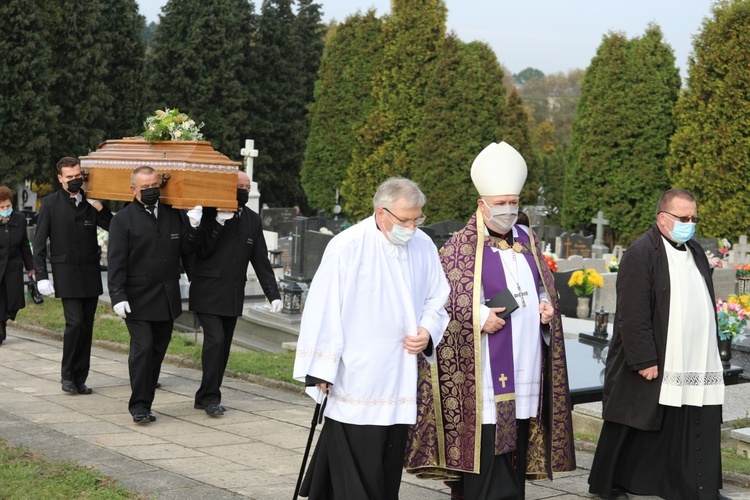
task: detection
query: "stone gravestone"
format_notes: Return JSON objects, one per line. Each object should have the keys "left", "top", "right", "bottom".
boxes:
{"left": 557, "top": 232, "right": 594, "bottom": 259}
{"left": 729, "top": 235, "right": 750, "bottom": 264}
{"left": 697, "top": 237, "right": 719, "bottom": 257}
{"left": 426, "top": 220, "right": 465, "bottom": 250}
{"left": 543, "top": 225, "right": 563, "bottom": 250}
{"left": 277, "top": 235, "right": 293, "bottom": 274}
{"left": 260, "top": 207, "right": 297, "bottom": 237}
{"left": 590, "top": 211, "right": 610, "bottom": 259}
{"left": 303, "top": 230, "right": 334, "bottom": 280}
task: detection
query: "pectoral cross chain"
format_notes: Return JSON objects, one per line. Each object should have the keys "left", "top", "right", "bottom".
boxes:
{"left": 513, "top": 284, "right": 528, "bottom": 307}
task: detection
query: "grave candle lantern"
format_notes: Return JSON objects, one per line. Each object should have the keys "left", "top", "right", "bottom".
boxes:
{"left": 594, "top": 308, "right": 609, "bottom": 338}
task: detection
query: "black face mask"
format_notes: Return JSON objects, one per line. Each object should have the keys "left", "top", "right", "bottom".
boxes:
{"left": 237, "top": 188, "right": 249, "bottom": 207}
{"left": 66, "top": 177, "right": 83, "bottom": 193}
{"left": 140, "top": 187, "right": 160, "bottom": 206}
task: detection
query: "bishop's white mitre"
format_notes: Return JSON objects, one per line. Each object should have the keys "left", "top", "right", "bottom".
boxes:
{"left": 470, "top": 141, "right": 527, "bottom": 196}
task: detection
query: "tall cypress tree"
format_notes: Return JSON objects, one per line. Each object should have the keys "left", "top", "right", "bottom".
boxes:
{"left": 245, "top": 0, "right": 324, "bottom": 208}
{"left": 564, "top": 26, "right": 679, "bottom": 246}
{"left": 668, "top": 0, "right": 750, "bottom": 239}
{"left": 0, "top": 0, "right": 57, "bottom": 185}
{"left": 45, "top": 0, "right": 112, "bottom": 165}
{"left": 410, "top": 38, "right": 507, "bottom": 222}
{"left": 145, "top": 0, "right": 255, "bottom": 158}
{"left": 100, "top": 0, "right": 147, "bottom": 138}
{"left": 300, "top": 11, "right": 384, "bottom": 214}
{"left": 342, "top": 0, "right": 447, "bottom": 218}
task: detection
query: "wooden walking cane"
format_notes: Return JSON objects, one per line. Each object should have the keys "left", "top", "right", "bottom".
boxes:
{"left": 293, "top": 389, "right": 328, "bottom": 500}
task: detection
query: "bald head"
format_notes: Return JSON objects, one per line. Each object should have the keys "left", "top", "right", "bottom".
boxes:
{"left": 238, "top": 171, "right": 250, "bottom": 188}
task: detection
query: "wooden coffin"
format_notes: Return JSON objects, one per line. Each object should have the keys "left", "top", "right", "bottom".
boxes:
{"left": 79, "top": 138, "right": 241, "bottom": 211}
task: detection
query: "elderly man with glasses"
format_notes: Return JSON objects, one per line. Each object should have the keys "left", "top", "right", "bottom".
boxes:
{"left": 588, "top": 188, "right": 728, "bottom": 500}
{"left": 293, "top": 177, "right": 450, "bottom": 500}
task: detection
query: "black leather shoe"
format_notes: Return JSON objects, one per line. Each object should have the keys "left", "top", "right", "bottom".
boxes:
{"left": 76, "top": 384, "right": 93, "bottom": 395}
{"left": 146, "top": 411, "right": 156, "bottom": 422}
{"left": 155, "top": 382, "right": 161, "bottom": 388}
{"left": 133, "top": 412, "right": 151, "bottom": 423}
{"left": 61, "top": 380, "right": 77, "bottom": 394}
{"left": 0, "top": 322, "right": 6, "bottom": 343}
{"left": 204, "top": 403, "right": 225, "bottom": 416}
{"left": 194, "top": 403, "right": 226, "bottom": 412}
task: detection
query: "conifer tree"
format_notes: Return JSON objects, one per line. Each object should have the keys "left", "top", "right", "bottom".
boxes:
{"left": 300, "top": 11, "right": 384, "bottom": 214}
{"left": 668, "top": 0, "right": 750, "bottom": 239}
{"left": 410, "top": 38, "right": 507, "bottom": 222}
{"left": 100, "top": 0, "right": 147, "bottom": 138}
{"left": 246, "top": 0, "right": 324, "bottom": 207}
{"left": 45, "top": 0, "right": 112, "bottom": 166}
{"left": 145, "top": 0, "right": 254, "bottom": 159}
{"left": 0, "top": 0, "right": 57, "bottom": 184}
{"left": 342, "top": 0, "right": 447, "bottom": 218}
{"left": 564, "top": 26, "right": 679, "bottom": 246}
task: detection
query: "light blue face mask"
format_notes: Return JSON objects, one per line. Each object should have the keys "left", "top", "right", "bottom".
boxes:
{"left": 669, "top": 221, "right": 695, "bottom": 243}
{"left": 0, "top": 208, "right": 12, "bottom": 218}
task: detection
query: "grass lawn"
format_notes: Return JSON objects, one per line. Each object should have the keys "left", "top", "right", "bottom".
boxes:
{"left": 0, "top": 440, "right": 142, "bottom": 499}
{"left": 13, "top": 297, "right": 300, "bottom": 387}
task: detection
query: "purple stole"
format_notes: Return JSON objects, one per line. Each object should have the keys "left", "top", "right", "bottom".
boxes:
{"left": 481, "top": 227, "right": 540, "bottom": 399}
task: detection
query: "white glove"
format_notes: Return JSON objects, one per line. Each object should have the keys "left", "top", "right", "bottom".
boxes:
{"left": 187, "top": 205, "right": 203, "bottom": 228}
{"left": 215, "top": 211, "right": 234, "bottom": 226}
{"left": 114, "top": 301, "right": 131, "bottom": 319}
{"left": 37, "top": 279, "right": 55, "bottom": 296}
{"left": 270, "top": 299, "right": 282, "bottom": 313}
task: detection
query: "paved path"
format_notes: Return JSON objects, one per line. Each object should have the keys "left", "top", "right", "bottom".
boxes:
{"left": 1, "top": 325, "right": 749, "bottom": 499}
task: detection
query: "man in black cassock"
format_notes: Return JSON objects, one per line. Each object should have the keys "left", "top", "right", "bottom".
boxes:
{"left": 588, "top": 188, "right": 727, "bottom": 499}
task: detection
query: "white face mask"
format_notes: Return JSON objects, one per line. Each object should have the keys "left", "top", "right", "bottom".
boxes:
{"left": 482, "top": 200, "right": 518, "bottom": 234}
{"left": 387, "top": 222, "right": 416, "bottom": 245}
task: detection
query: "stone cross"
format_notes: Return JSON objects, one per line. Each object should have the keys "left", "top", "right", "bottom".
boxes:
{"left": 730, "top": 235, "right": 750, "bottom": 264}
{"left": 240, "top": 139, "right": 260, "bottom": 213}
{"left": 591, "top": 211, "right": 610, "bottom": 259}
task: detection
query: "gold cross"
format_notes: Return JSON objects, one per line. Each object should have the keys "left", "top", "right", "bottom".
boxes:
{"left": 498, "top": 373, "right": 508, "bottom": 388}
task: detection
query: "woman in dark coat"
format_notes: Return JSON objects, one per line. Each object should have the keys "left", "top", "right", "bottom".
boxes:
{"left": 0, "top": 186, "right": 34, "bottom": 344}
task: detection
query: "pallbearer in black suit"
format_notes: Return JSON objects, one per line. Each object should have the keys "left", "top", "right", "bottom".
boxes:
{"left": 0, "top": 186, "right": 35, "bottom": 345}
{"left": 33, "top": 157, "right": 113, "bottom": 394}
{"left": 189, "top": 171, "right": 281, "bottom": 416}
{"left": 107, "top": 166, "right": 202, "bottom": 424}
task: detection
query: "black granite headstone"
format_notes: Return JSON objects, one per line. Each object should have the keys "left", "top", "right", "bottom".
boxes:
{"left": 553, "top": 269, "right": 589, "bottom": 318}
{"left": 696, "top": 237, "right": 719, "bottom": 256}
{"left": 303, "top": 230, "right": 334, "bottom": 280}
{"left": 260, "top": 207, "right": 297, "bottom": 236}
{"left": 559, "top": 232, "right": 594, "bottom": 259}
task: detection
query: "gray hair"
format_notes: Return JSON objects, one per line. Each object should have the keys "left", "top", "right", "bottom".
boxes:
{"left": 372, "top": 177, "right": 426, "bottom": 211}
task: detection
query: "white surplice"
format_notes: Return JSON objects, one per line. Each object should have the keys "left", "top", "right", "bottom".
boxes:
{"left": 659, "top": 239, "right": 724, "bottom": 407}
{"left": 293, "top": 216, "right": 450, "bottom": 426}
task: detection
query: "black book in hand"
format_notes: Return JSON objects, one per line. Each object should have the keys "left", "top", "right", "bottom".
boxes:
{"left": 486, "top": 287, "right": 520, "bottom": 319}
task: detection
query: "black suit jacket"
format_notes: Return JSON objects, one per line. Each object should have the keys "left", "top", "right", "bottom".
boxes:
{"left": 1, "top": 212, "right": 34, "bottom": 314}
{"left": 107, "top": 200, "right": 199, "bottom": 321}
{"left": 189, "top": 207, "right": 280, "bottom": 317}
{"left": 33, "top": 190, "right": 112, "bottom": 298}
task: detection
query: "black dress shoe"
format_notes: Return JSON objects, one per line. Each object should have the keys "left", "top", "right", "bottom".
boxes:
{"left": 0, "top": 322, "right": 6, "bottom": 343}
{"left": 146, "top": 411, "right": 156, "bottom": 422}
{"left": 61, "top": 380, "right": 77, "bottom": 394}
{"left": 194, "top": 403, "right": 227, "bottom": 412}
{"left": 155, "top": 382, "right": 161, "bottom": 388}
{"left": 204, "top": 403, "right": 225, "bottom": 416}
{"left": 76, "top": 384, "right": 93, "bottom": 395}
{"left": 132, "top": 412, "right": 151, "bottom": 423}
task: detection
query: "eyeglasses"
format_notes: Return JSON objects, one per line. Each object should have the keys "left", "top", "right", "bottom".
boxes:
{"left": 383, "top": 207, "right": 426, "bottom": 227}
{"left": 661, "top": 211, "right": 701, "bottom": 224}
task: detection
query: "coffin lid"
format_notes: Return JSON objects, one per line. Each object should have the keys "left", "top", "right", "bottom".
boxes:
{"left": 79, "top": 137, "right": 242, "bottom": 173}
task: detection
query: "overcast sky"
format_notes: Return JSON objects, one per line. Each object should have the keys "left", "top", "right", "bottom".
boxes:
{"left": 137, "top": 0, "right": 715, "bottom": 80}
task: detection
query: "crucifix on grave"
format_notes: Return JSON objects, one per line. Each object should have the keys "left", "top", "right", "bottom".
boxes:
{"left": 240, "top": 139, "right": 260, "bottom": 213}
{"left": 591, "top": 210, "right": 610, "bottom": 259}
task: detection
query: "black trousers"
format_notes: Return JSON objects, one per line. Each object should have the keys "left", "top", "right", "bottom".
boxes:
{"left": 450, "top": 419, "right": 530, "bottom": 500}
{"left": 195, "top": 313, "right": 238, "bottom": 406}
{"left": 300, "top": 418, "right": 408, "bottom": 500}
{"left": 60, "top": 297, "right": 97, "bottom": 385}
{"left": 124, "top": 318, "right": 173, "bottom": 415}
